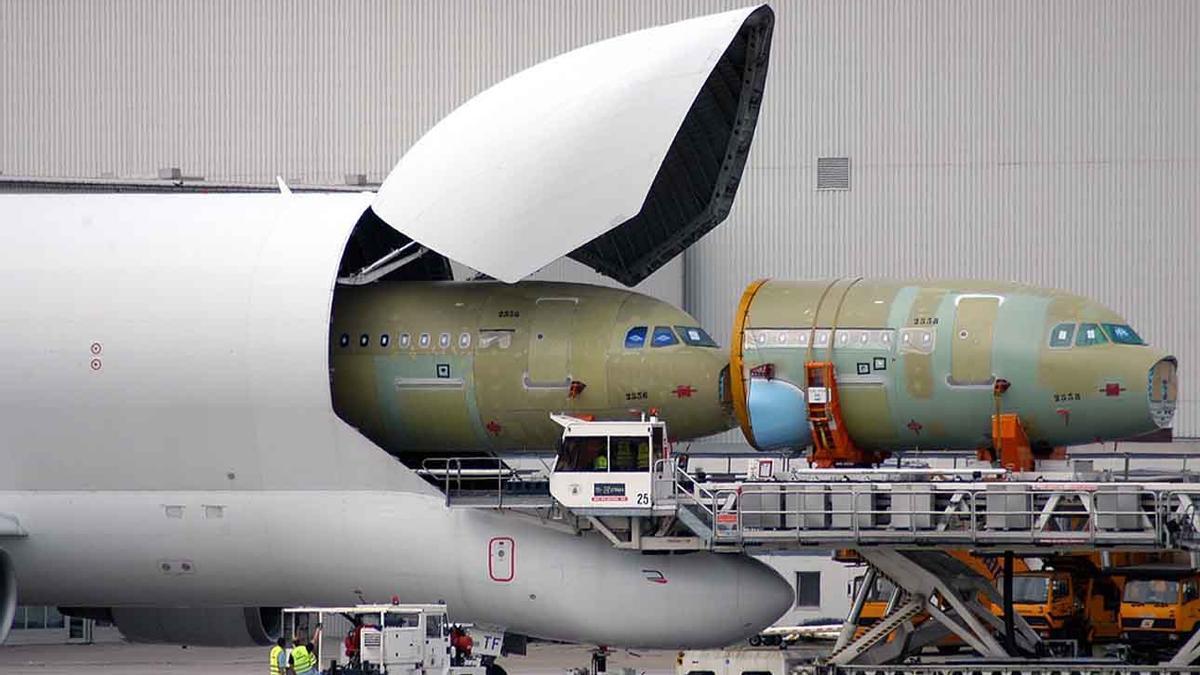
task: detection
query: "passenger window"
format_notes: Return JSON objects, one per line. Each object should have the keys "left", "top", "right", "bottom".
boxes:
{"left": 380, "top": 334, "right": 390, "bottom": 348}
{"left": 359, "top": 334, "right": 369, "bottom": 347}
{"left": 624, "top": 326, "right": 647, "bottom": 349}
{"left": 419, "top": 333, "right": 431, "bottom": 348}
{"left": 1103, "top": 323, "right": 1146, "bottom": 345}
{"left": 1049, "top": 323, "right": 1075, "bottom": 348}
{"left": 399, "top": 333, "right": 411, "bottom": 348}
{"left": 1076, "top": 323, "right": 1108, "bottom": 347}
{"left": 651, "top": 326, "right": 679, "bottom": 347}
{"left": 439, "top": 333, "right": 451, "bottom": 348}
{"left": 339, "top": 333, "right": 350, "bottom": 348}
{"left": 675, "top": 325, "right": 719, "bottom": 348}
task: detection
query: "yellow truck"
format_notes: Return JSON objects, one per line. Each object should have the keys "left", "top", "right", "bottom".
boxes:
{"left": 1120, "top": 571, "right": 1200, "bottom": 658}
{"left": 1001, "top": 568, "right": 1123, "bottom": 652}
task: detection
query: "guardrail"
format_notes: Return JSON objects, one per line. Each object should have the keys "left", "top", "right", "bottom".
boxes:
{"left": 419, "top": 457, "right": 550, "bottom": 508}
{"left": 665, "top": 477, "right": 1200, "bottom": 550}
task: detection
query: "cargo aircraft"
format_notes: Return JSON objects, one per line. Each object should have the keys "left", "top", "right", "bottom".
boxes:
{"left": 0, "top": 5, "right": 792, "bottom": 653}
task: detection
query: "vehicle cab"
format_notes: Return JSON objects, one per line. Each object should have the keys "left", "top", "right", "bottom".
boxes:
{"left": 549, "top": 413, "right": 673, "bottom": 515}
{"left": 1121, "top": 573, "right": 1200, "bottom": 649}
{"left": 1010, "top": 572, "right": 1091, "bottom": 642}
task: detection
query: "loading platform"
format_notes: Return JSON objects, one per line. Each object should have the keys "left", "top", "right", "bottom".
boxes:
{"left": 429, "top": 457, "right": 1200, "bottom": 553}
{"left": 424, "top": 414, "right": 1200, "bottom": 667}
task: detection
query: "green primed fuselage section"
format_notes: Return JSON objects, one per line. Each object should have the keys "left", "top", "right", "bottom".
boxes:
{"left": 330, "top": 281, "right": 731, "bottom": 454}
{"left": 739, "top": 278, "right": 1177, "bottom": 451}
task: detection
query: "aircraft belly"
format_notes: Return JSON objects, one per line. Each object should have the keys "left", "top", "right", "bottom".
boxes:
{"left": 0, "top": 490, "right": 787, "bottom": 649}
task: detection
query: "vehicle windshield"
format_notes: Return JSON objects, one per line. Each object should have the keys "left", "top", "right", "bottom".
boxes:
{"left": 556, "top": 436, "right": 607, "bottom": 472}
{"left": 865, "top": 577, "right": 897, "bottom": 602}
{"left": 674, "top": 325, "right": 719, "bottom": 348}
{"left": 1125, "top": 579, "right": 1179, "bottom": 604}
{"left": 1012, "top": 576, "right": 1050, "bottom": 604}
{"left": 1103, "top": 323, "right": 1146, "bottom": 345}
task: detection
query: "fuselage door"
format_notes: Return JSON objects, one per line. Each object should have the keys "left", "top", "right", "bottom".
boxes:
{"left": 526, "top": 298, "right": 577, "bottom": 388}
{"left": 949, "top": 295, "right": 1001, "bottom": 386}
{"left": 488, "top": 537, "right": 515, "bottom": 583}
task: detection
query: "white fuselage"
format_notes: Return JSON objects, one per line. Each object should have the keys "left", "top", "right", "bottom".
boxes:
{"left": 0, "top": 193, "right": 789, "bottom": 648}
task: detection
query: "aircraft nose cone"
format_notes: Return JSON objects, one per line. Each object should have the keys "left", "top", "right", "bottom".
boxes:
{"left": 1148, "top": 356, "right": 1178, "bottom": 429}
{"left": 660, "top": 553, "right": 792, "bottom": 648}
{"left": 735, "top": 556, "right": 794, "bottom": 635}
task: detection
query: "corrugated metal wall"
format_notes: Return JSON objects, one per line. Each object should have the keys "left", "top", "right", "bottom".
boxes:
{"left": 2, "top": 1, "right": 1196, "bottom": 434}
{"left": 686, "top": 0, "right": 1200, "bottom": 439}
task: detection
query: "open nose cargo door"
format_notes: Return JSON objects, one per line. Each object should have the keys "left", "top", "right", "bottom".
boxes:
{"left": 370, "top": 5, "right": 774, "bottom": 286}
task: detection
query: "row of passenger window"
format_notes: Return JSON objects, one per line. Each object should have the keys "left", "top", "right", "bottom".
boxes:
{"left": 624, "top": 325, "right": 719, "bottom": 349}
{"left": 1049, "top": 322, "right": 1145, "bottom": 348}
{"left": 337, "top": 331, "right": 472, "bottom": 350}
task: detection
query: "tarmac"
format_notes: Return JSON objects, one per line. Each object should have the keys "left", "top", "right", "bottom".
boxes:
{"left": 0, "top": 641, "right": 681, "bottom": 674}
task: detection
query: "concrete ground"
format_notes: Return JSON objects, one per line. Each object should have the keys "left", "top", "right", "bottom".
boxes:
{"left": 0, "top": 641, "right": 681, "bottom": 674}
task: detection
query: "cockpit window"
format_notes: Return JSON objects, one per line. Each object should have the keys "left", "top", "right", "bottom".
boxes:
{"left": 624, "top": 326, "right": 647, "bottom": 349}
{"left": 651, "top": 326, "right": 679, "bottom": 347}
{"left": 1103, "top": 323, "right": 1146, "bottom": 345}
{"left": 675, "top": 325, "right": 719, "bottom": 348}
{"left": 1049, "top": 323, "right": 1076, "bottom": 348}
{"left": 1076, "top": 323, "right": 1108, "bottom": 347}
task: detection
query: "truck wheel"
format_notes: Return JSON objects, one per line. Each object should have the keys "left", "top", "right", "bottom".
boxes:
{"left": 486, "top": 664, "right": 508, "bottom": 675}
{"left": 748, "top": 635, "right": 763, "bottom": 647}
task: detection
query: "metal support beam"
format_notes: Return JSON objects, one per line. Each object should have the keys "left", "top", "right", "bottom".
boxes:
{"left": 1003, "top": 550, "right": 1015, "bottom": 653}
{"left": 337, "top": 242, "right": 428, "bottom": 286}
{"left": 1167, "top": 624, "right": 1200, "bottom": 665}
{"left": 835, "top": 567, "right": 876, "bottom": 652}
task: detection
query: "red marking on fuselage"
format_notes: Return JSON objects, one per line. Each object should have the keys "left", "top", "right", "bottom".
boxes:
{"left": 906, "top": 419, "right": 923, "bottom": 434}
{"left": 486, "top": 420, "right": 502, "bottom": 435}
{"left": 673, "top": 385, "right": 697, "bottom": 398}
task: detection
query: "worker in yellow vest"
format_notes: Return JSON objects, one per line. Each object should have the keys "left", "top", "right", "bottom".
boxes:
{"left": 290, "top": 635, "right": 319, "bottom": 675}
{"left": 269, "top": 637, "right": 288, "bottom": 675}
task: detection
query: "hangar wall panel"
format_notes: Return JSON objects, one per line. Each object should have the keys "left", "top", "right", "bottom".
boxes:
{"left": 2, "top": 0, "right": 1196, "bottom": 436}
{"left": 686, "top": 0, "right": 1200, "bottom": 439}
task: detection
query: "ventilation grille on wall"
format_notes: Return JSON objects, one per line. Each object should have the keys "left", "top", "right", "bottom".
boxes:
{"left": 817, "top": 157, "right": 850, "bottom": 191}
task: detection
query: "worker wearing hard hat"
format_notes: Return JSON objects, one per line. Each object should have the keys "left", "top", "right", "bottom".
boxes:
{"left": 592, "top": 451, "right": 608, "bottom": 471}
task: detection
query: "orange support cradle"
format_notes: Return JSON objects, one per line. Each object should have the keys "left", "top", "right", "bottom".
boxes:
{"left": 990, "top": 413, "right": 1035, "bottom": 472}
{"left": 805, "top": 361, "right": 886, "bottom": 467}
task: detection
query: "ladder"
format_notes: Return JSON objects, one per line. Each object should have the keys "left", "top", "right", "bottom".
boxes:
{"left": 805, "top": 361, "right": 883, "bottom": 467}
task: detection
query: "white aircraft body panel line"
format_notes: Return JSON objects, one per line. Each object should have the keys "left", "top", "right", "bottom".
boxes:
{"left": 0, "top": 193, "right": 431, "bottom": 495}
{"left": 372, "top": 5, "right": 766, "bottom": 284}
{"left": 0, "top": 489, "right": 792, "bottom": 649}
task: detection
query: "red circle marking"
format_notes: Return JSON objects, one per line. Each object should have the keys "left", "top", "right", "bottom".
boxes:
{"left": 90, "top": 358, "right": 102, "bottom": 371}
{"left": 90, "top": 342, "right": 103, "bottom": 355}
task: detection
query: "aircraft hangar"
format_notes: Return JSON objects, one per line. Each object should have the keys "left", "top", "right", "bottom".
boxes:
{"left": 0, "top": 1, "right": 1198, "bottom": 672}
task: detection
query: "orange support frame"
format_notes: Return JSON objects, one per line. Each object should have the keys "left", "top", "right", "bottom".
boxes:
{"left": 805, "top": 361, "right": 887, "bottom": 468}
{"left": 989, "top": 413, "right": 1035, "bottom": 472}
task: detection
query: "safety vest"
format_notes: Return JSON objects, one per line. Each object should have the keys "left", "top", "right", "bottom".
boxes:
{"left": 291, "top": 644, "right": 316, "bottom": 673}
{"left": 269, "top": 645, "right": 284, "bottom": 675}
{"left": 594, "top": 454, "right": 608, "bottom": 470}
